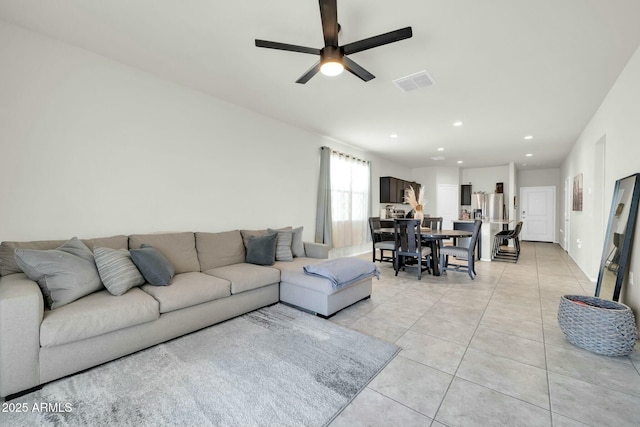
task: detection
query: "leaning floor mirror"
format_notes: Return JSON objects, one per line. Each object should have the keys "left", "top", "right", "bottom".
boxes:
{"left": 595, "top": 172, "right": 640, "bottom": 301}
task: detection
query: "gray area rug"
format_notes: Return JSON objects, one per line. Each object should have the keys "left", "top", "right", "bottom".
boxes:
{"left": 2, "top": 304, "right": 399, "bottom": 427}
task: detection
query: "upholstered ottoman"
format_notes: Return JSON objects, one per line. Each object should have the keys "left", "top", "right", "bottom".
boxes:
{"left": 276, "top": 258, "right": 376, "bottom": 317}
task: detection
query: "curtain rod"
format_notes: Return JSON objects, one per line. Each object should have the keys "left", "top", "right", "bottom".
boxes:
{"left": 321, "top": 146, "right": 370, "bottom": 164}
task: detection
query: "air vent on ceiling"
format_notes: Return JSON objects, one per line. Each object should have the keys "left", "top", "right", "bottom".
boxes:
{"left": 431, "top": 156, "right": 445, "bottom": 161}
{"left": 393, "top": 70, "right": 434, "bottom": 92}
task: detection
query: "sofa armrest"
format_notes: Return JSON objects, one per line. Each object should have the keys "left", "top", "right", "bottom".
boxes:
{"left": 0, "top": 273, "right": 43, "bottom": 398}
{"left": 303, "top": 242, "right": 330, "bottom": 259}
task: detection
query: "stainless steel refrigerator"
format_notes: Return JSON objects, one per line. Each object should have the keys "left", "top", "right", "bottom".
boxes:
{"left": 473, "top": 193, "right": 505, "bottom": 221}
{"left": 487, "top": 193, "right": 505, "bottom": 221}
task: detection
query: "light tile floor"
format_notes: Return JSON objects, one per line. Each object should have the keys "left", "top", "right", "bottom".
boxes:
{"left": 328, "top": 242, "right": 640, "bottom": 427}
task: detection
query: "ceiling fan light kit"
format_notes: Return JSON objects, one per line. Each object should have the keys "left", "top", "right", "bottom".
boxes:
{"left": 320, "top": 60, "right": 344, "bottom": 76}
{"left": 320, "top": 45, "right": 344, "bottom": 76}
{"left": 255, "top": 0, "right": 412, "bottom": 84}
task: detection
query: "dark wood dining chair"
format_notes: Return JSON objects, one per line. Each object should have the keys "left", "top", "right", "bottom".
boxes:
{"left": 393, "top": 219, "right": 432, "bottom": 280}
{"left": 439, "top": 219, "right": 482, "bottom": 279}
{"left": 368, "top": 217, "right": 395, "bottom": 263}
{"left": 422, "top": 216, "right": 443, "bottom": 230}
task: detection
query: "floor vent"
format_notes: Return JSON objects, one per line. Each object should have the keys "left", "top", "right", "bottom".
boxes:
{"left": 393, "top": 70, "right": 435, "bottom": 92}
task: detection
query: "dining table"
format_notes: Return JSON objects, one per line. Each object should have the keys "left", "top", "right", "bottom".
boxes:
{"left": 375, "top": 227, "right": 473, "bottom": 276}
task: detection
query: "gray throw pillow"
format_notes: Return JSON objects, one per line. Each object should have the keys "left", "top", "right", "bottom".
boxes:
{"left": 291, "top": 226, "right": 305, "bottom": 257}
{"left": 240, "top": 229, "right": 269, "bottom": 250}
{"left": 268, "top": 227, "right": 293, "bottom": 262}
{"left": 246, "top": 233, "right": 278, "bottom": 266}
{"left": 14, "top": 237, "right": 103, "bottom": 309}
{"left": 94, "top": 247, "right": 145, "bottom": 296}
{"left": 129, "top": 244, "right": 175, "bottom": 286}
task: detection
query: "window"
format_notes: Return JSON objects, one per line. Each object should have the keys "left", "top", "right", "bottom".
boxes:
{"left": 330, "top": 151, "right": 370, "bottom": 248}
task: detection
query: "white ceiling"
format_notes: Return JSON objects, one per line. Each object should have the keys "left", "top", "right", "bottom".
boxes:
{"left": 2, "top": 0, "right": 640, "bottom": 169}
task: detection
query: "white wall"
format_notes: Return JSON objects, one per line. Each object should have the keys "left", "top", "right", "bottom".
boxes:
{"left": 561, "top": 43, "right": 640, "bottom": 324}
{"left": 0, "top": 22, "right": 410, "bottom": 251}
{"left": 518, "top": 168, "right": 561, "bottom": 188}
{"left": 508, "top": 162, "right": 517, "bottom": 229}
{"left": 412, "top": 167, "right": 460, "bottom": 217}
{"left": 461, "top": 166, "right": 510, "bottom": 198}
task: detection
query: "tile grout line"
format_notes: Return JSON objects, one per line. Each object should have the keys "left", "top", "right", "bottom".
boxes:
{"left": 364, "top": 387, "right": 436, "bottom": 423}
{"left": 362, "top": 270, "right": 454, "bottom": 426}
{"left": 427, "top": 263, "right": 507, "bottom": 425}
{"left": 536, "top": 243, "right": 557, "bottom": 427}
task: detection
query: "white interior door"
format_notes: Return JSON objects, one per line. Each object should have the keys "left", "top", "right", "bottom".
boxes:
{"left": 520, "top": 186, "right": 556, "bottom": 242}
{"left": 437, "top": 184, "right": 458, "bottom": 229}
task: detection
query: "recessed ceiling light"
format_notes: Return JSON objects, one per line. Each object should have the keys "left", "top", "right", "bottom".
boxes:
{"left": 390, "top": 133, "right": 398, "bottom": 138}
{"left": 437, "top": 147, "right": 444, "bottom": 151}
{"left": 524, "top": 135, "right": 533, "bottom": 140}
{"left": 457, "top": 160, "right": 463, "bottom": 164}
{"left": 526, "top": 153, "right": 533, "bottom": 157}
{"left": 453, "top": 121, "right": 463, "bottom": 127}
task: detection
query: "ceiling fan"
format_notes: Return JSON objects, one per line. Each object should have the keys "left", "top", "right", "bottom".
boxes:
{"left": 255, "top": 0, "right": 413, "bottom": 84}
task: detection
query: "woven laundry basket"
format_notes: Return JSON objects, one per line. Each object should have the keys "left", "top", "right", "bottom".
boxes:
{"left": 558, "top": 295, "right": 637, "bottom": 357}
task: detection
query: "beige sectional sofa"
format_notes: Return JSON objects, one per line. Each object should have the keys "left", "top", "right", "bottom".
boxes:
{"left": 0, "top": 229, "right": 333, "bottom": 399}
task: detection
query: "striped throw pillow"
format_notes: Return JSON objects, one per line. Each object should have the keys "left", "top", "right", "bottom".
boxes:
{"left": 94, "top": 247, "right": 145, "bottom": 296}
{"left": 268, "top": 227, "right": 293, "bottom": 262}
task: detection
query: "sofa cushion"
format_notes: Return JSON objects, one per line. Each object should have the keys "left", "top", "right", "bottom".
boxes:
{"left": 204, "top": 263, "right": 280, "bottom": 294}
{"left": 245, "top": 233, "right": 277, "bottom": 266}
{"left": 129, "top": 232, "right": 199, "bottom": 274}
{"left": 14, "top": 238, "right": 103, "bottom": 309}
{"left": 130, "top": 245, "right": 175, "bottom": 286}
{"left": 240, "top": 229, "right": 269, "bottom": 250}
{"left": 268, "top": 227, "right": 293, "bottom": 262}
{"left": 291, "top": 226, "right": 305, "bottom": 257}
{"left": 195, "top": 230, "right": 245, "bottom": 270}
{"left": 141, "top": 272, "right": 231, "bottom": 314}
{"left": 40, "top": 288, "right": 159, "bottom": 347}
{"left": 94, "top": 247, "right": 145, "bottom": 296}
{"left": 0, "top": 235, "right": 128, "bottom": 277}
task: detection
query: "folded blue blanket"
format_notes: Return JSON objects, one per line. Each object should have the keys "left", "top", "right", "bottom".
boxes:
{"left": 303, "top": 258, "right": 380, "bottom": 289}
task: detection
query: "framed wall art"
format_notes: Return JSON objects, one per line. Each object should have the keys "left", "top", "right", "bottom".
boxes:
{"left": 572, "top": 173, "right": 583, "bottom": 211}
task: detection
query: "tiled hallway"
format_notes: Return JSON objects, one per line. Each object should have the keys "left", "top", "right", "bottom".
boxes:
{"left": 329, "top": 242, "right": 640, "bottom": 427}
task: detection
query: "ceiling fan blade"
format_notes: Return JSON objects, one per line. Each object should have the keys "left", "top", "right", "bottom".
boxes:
{"left": 342, "top": 27, "right": 413, "bottom": 55}
{"left": 342, "top": 56, "right": 375, "bottom": 82}
{"left": 255, "top": 39, "right": 321, "bottom": 55}
{"left": 319, "top": 0, "right": 339, "bottom": 47}
{"left": 296, "top": 61, "right": 322, "bottom": 84}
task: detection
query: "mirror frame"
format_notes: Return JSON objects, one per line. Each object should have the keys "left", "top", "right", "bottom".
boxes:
{"left": 595, "top": 172, "right": 640, "bottom": 301}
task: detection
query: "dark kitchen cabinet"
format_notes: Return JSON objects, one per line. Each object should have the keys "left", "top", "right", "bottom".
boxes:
{"left": 380, "top": 177, "right": 421, "bottom": 204}
{"left": 380, "top": 177, "right": 395, "bottom": 203}
{"left": 461, "top": 185, "right": 472, "bottom": 205}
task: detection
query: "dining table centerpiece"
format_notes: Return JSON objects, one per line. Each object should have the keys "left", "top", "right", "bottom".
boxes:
{"left": 405, "top": 186, "right": 426, "bottom": 222}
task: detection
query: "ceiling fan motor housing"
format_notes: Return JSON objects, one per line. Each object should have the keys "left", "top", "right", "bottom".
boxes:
{"left": 321, "top": 45, "right": 343, "bottom": 63}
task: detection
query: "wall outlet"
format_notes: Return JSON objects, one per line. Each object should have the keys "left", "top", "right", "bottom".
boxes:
{"left": 630, "top": 271, "right": 634, "bottom": 286}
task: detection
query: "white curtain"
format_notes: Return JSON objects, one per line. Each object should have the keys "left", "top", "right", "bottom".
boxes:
{"left": 315, "top": 147, "right": 333, "bottom": 245}
{"left": 330, "top": 151, "right": 371, "bottom": 249}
